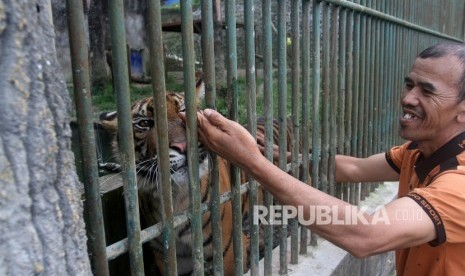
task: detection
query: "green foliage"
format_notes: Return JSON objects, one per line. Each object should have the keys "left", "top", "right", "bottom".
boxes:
{"left": 216, "top": 77, "right": 300, "bottom": 125}
{"left": 69, "top": 74, "right": 303, "bottom": 124}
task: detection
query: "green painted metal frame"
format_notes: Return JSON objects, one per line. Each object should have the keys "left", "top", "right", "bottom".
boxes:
{"left": 108, "top": 0, "right": 145, "bottom": 275}
{"left": 146, "top": 0, "right": 177, "bottom": 274}
{"left": 66, "top": 0, "right": 109, "bottom": 274}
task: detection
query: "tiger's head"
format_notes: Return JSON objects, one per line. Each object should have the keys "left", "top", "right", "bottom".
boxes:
{"left": 99, "top": 77, "right": 208, "bottom": 194}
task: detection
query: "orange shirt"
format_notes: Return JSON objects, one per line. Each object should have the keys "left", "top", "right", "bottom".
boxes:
{"left": 386, "top": 132, "right": 465, "bottom": 276}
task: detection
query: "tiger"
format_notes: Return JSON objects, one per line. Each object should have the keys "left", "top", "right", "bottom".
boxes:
{"left": 100, "top": 78, "right": 253, "bottom": 275}
{"left": 99, "top": 76, "right": 311, "bottom": 275}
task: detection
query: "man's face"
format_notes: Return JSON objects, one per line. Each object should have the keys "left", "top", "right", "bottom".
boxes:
{"left": 400, "top": 55, "right": 464, "bottom": 152}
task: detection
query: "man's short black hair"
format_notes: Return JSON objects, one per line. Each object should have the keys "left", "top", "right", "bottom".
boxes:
{"left": 418, "top": 42, "right": 465, "bottom": 102}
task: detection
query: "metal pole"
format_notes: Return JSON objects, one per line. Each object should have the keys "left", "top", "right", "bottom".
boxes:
{"left": 108, "top": 0, "right": 145, "bottom": 274}
{"left": 66, "top": 0, "right": 109, "bottom": 274}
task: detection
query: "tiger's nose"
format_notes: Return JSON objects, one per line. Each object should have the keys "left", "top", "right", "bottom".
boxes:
{"left": 170, "top": 141, "right": 188, "bottom": 153}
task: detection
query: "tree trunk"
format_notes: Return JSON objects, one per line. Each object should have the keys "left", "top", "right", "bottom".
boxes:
{"left": 89, "top": 0, "right": 110, "bottom": 86}
{"left": 0, "top": 1, "right": 91, "bottom": 275}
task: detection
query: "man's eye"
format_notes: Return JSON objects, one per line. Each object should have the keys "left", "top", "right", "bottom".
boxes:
{"left": 405, "top": 83, "right": 414, "bottom": 90}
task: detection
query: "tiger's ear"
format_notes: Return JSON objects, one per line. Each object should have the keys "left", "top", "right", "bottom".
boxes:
{"left": 195, "top": 72, "right": 205, "bottom": 106}
{"left": 99, "top": 111, "right": 118, "bottom": 132}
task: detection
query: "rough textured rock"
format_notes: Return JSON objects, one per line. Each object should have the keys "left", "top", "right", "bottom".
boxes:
{"left": 0, "top": 0, "right": 91, "bottom": 275}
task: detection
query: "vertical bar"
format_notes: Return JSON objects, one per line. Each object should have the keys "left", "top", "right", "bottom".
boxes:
{"left": 225, "top": 0, "right": 244, "bottom": 274}
{"left": 329, "top": 4, "right": 339, "bottom": 197}
{"left": 320, "top": 3, "right": 330, "bottom": 195}
{"left": 350, "top": 0, "right": 361, "bottom": 205}
{"left": 244, "top": 0, "right": 258, "bottom": 274}
{"left": 262, "top": 0, "right": 274, "bottom": 273}
{"left": 108, "top": 0, "right": 145, "bottom": 274}
{"left": 66, "top": 0, "right": 109, "bottom": 275}
{"left": 200, "top": 0, "right": 224, "bottom": 274}
{"left": 358, "top": 0, "right": 367, "bottom": 202}
{"left": 277, "top": 0, "right": 288, "bottom": 273}
{"left": 146, "top": 0, "right": 177, "bottom": 275}
{"left": 311, "top": 0, "right": 321, "bottom": 209}
{"left": 290, "top": 0, "right": 301, "bottom": 265}
{"left": 300, "top": 0, "right": 312, "bottom": 255}
{"left": 337, "top": 6, "right": 347, "bottom": 200}
{"left": 368, "top": 0, "right": 375, "bottom": 191}
{"left": 343, "top": 7, "right": 354, "bottom": 203}
{"left": 180, "top": 0, "right": 204, "bottom": 274}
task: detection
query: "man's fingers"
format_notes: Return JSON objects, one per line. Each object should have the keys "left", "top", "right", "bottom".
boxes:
{"left": 203, "top": 109, "right": 230, "bottom": 132}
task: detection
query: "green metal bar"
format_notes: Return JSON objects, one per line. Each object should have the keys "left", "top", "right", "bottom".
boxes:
{"left": 380, "top": 1, "right": 388, "bottom": 152}
{"left": 108, "top": 0, "right": 144, "bottom": 274}
{"left": 329, "top": 4, "right": 338, "bottom": 197}
{"left": 66, "top": 0, "right": 109, "bottom": 275}
{"left": 290, "top": 0, "right": 301, "bottom": 265}
{"left": 365, "top": 0, "right": 374, "bottom": 198}
{"left": 343, "top": 7, "right": 353, "bottom": 202}
{"left": 350, "top": 0, "right": 360, "bottom": 205}
{"left": 146, "top": 0, "right": 177, "bottom": 274}
{"left": 320, "top": 3, "right": 330, "bottom": 195}
{"left": 224, "top": 0, "right": 244, "bottom": 274}
{"left": 336, "top": 6, "right": 346, "bottom": 200}
{"left": 276, "top": 0, "right": 288, "bottom": 273}
{"left": 244, "top": 0, "right": 258, "bottom": 274}
{"left": 262, "top": 0, "right": 274, "bottom": 273}
{"left": 200, "top": 0, "right": 224, "bottom": 274}
{"left": 368, "top": 11, "right": 377, "bottom": 193}
{"left": 312, "top": 0, "right": 321, "bottom": 202}
{"left": 320, "top": 0, "right": 463, "bottom": 42}
{"left": 300, "top": 0, "right": 312, "bottom": 255}
{"left": 107, "top": 179, "right": 254, "bottom": 260}
{"left": 359, "top": 0, "right": 368, "bottom": 201}
{"left": 180, "top": 0, "right": 204, "bottom": 274}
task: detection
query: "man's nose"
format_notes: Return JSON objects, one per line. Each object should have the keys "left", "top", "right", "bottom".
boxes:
{"left": 401, "top": 89, "right": 420, "bottom": 106}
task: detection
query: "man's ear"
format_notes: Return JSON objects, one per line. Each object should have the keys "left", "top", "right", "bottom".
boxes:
{"left": 457, "top": 101, "right": 465, "bottom": 123}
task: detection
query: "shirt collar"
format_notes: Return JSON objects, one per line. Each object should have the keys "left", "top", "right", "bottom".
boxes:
{"left": 414, "top": 131, "right": 465, "bottom": 183}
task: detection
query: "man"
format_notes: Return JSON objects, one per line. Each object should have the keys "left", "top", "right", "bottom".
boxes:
{"left": 189, "top": 42, "right": 465, "bottom": 275}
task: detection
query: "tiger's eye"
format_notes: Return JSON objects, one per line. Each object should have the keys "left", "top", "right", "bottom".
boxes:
{"left": 137, "top": 119, "right": 154, "bottom": 128}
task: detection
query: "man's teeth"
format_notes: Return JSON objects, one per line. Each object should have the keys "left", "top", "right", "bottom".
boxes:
{"left": 403, "top": 113, "right": 415, "bottom": 119}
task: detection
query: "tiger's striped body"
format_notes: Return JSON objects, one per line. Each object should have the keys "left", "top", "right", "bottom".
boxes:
{"left": 100, "top": 78, "right": 311, "bottom": 275}
{"left": 100, "top": 81, "right": 250, "bottom": 275}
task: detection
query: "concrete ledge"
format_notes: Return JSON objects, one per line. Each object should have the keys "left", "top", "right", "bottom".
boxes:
{"left": 250, "top": 182, "right": 398, "bottom": 276}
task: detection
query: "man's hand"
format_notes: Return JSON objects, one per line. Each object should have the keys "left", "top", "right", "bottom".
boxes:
{"left": 182, "top": 109, "right": 264, "bottom": 171}
{"left": 256, "top": 132, "right": 292, "bottom": 163}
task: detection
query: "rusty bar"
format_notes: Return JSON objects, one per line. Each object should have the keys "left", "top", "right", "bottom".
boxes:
{"left": 277, "top": 0, "right": 288, "bottom": 273}
{"left": 66, "top": 0, "right": 109, "bottom": 274}
{"left": 350, "top": 0, "right": 361, "bottom": 205}
{"left": 321, "top": 0, "right": 462, "bottom": 42}
{"left": 320, "top": 2, "right": 330, "bottom": 195}
{"left": 180, "top": 0, "right": 204, "bottom": 274}
{"left": 146, "top": 0, "right": 177, "bottom": 274}
{"left": 224, "top": 0, "right": 244, "bottom": 274}
{"left": 312, "top": 0, "right": 322, "bottom": 200}
{"left": 300, "top": 0, "right": 312, "bottom": 255}
{"left": 200, "top": 0, "right": 224, "bottom": 274}
{"left": 336, "top": 6, "right": 346, "bottom": 200}
{"left": 290, "top": 0, "right": 301, "bottom": 265}
{"left": 328, "top": 3, "right": 339, "bottom": 198}
{"left": 243, "top": 0, "right": 259, "bottom": 274}
{"left": 108, "top": 0, "right": 145, "bottom": 274}
{"left": 261, "top": 0, "right": 274, "bottom": 273}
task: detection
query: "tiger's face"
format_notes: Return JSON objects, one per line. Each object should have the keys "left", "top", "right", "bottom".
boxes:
{"left": 100, "top": 80, "right": 208, "bottom": 193}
